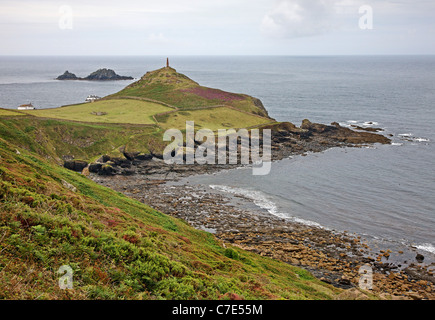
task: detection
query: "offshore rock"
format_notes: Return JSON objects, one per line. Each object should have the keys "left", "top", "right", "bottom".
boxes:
{"left": 56, "top": 68, "right": 133, "bottom": 81}
{"left": 56, "top": 70, "right": 79, "bottom": 80}
{"left": 84, "top": 68, "right": 133, "bottom": 81}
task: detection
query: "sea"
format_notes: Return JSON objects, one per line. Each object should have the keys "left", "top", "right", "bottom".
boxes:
{"left": 0, "top": 55, "right": 434, "bottom": 264}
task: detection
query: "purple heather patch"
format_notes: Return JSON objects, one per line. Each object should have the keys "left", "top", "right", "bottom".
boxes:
{"left": 180, "top": 87, "right": 244, "bottom": 102}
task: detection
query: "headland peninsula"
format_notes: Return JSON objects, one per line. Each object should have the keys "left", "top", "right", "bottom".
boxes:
{"left": 0, "top": 63, "right": 433, "bottom": 300}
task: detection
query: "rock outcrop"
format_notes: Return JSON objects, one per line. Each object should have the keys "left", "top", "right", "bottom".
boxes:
{"left": 83, "top": 68, "right": 133, "bottom": 81}
{"left": 77, "top": 120, "right": 391, "bottom": 177}
{"left": 56, "top": 70, "right": 79, "bottom": 80}
{"left": 63, "top": 159, "right": 88, "bottom": 172}
{"left": 56, "top": 68, "right": 133, "bottom": 81}
{"left": 304, "top": 120, "right": 391, "bottom": 145}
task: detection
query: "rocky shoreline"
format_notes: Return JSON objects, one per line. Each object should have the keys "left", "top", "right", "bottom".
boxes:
{"left": 81, "top": 121, "right": 435, "bottom": 300}
{"left": 92, "top": 174, "right": 435, "bottom": 300}
{"left": 72, "top": 120, "right": 392, "bottom": 177}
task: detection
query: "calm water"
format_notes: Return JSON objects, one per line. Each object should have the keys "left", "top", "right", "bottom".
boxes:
{"left": 1, "top": 55, "right": 434, "bottom": 260}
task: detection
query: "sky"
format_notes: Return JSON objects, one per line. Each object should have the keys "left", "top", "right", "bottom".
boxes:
{"left": 0, "top": 0, "right": 434, "bottom": 55}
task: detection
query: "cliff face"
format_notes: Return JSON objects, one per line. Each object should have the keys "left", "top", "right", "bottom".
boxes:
{"left": 56, "top": 68, "right": 133, "bottom": 81}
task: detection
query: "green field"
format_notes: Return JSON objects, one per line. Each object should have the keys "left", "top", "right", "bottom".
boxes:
{"left": 156, "top": 107, "right": 272, "bottom": 131}
{"left": 0, "top": 108, "right": 24, "bottom": 117}
{"left": 25, "top": 99, "right": 172, "bottom": 125}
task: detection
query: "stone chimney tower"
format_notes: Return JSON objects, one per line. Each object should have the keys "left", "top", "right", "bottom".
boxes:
{"left": 166, "top": 57, "right": 169, "bottom": 68}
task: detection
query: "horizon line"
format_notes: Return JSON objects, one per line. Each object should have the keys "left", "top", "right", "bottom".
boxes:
{"left": 1, "top": 54, "right": 435, "bottom": 57}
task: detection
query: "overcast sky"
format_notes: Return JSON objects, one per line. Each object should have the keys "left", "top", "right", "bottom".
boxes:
{"left": 1, "top": 0, "right": 434, "bottom": 55}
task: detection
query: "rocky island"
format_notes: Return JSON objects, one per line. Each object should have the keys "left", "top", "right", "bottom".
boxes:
{"left": 56, "top": 70, "right": 79, "bottom": 80}
{"left": 56, "top": 68, "right": 134, "bottom": 81}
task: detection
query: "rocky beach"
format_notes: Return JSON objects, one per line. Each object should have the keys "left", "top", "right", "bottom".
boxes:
{"left": 87, "top": 120, "right": 435, "bottom": 300}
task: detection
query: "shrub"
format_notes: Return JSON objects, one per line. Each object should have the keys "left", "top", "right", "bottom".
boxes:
{"left": 156, "top": 277, "right": 197, "bottom": 299}
{"left": 122, "top": 230, "right": 140, "bottom": 245}
{"left": 85, "top": 286, "right": 117, "bottom": 300}
{"left": 296, "top": 269, "right": 315, "bottom": 281}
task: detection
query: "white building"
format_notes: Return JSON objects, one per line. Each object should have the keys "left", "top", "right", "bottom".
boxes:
{"left": 86, "top": 95, "right": 101, "bottom": 102}
{"left": 17, "top": 103, "right": 35, "bottom": 110}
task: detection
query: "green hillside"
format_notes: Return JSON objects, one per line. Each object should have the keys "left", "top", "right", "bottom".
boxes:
{"left": 0, "top": 136, "right": 341, "bottom": 300}
{"left": 0, "top": 117, "right": 159, "bottom": 164}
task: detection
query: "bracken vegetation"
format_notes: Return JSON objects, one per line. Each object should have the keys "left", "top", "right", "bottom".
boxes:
{"left": 0, "top": 137, "right": 341, "bottom": 299}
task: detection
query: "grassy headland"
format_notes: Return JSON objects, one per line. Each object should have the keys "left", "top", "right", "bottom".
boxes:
{"left": 0, "top": 66, "right": 282, "bottom": 167}
{"left": 108, "top": 67, "right": 270, "bottom": 117}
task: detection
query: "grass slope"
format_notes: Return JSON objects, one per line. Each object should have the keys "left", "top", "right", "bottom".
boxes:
{"left": 156, "top": 107, "right": 272, "bottom": 131}
{"left": 0, "top": 108, "right": 25, "bottom": 117}
{"left": 0, "top": 137, "right": 341, "bottom": 300}
{"left": 0, "top": 117, "right": 160, "bottom": 164}
{"left": 25, "top": 99, "right": 172, "bottom": 125}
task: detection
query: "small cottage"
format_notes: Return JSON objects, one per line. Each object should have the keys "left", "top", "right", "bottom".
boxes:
{"left": 17, "top": 103, "right": 35, "bottom": 110}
